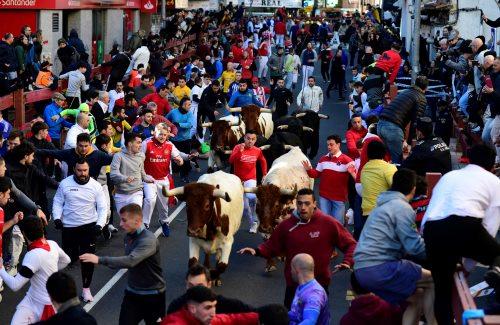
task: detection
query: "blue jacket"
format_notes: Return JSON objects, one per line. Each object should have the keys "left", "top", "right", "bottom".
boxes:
{"left": 167, "top": 109, "right": 193, "bottom": 142}
{"left": 354, "top": 191, "right": 426, "bottom": 270}
{"left": 213, "top": 59, "right": 223, "bottom": 80}
{"left": 228, "top": 89, "right": 263, "bottom": 108}
{"left": 43, "top": 102, "right": 73, "bottom": 140}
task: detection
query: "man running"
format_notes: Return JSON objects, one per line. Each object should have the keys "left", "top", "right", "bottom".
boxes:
{"left": 0, "top": 215, "right": 70, "bottom": 324}
{"left": 142, "top": 123, "right": 185, "bottom": 236}
{"left": 229, "top": 129, "right": 267, "bottom": 233}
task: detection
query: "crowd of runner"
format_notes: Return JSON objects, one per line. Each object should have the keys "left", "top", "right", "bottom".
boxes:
{"left": 0, "top": 3, "right": 499, "bottom": 325}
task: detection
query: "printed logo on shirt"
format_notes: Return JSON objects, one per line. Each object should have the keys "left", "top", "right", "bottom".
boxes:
{"left": 309, "top": 231, "right": 320, "bottom": 238}
{"left": 164, "top": 149, "right": 170, "bottom": 155}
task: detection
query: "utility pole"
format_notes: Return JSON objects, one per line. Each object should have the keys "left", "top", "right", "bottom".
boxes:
{"left": 410, "top": 0, "right": 421, "bottom": 84}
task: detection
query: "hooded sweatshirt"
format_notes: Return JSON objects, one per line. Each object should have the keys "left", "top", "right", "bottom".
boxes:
{"left": 110, "top": 147, "right": 147, "bottom": 194}
{"left": 354, "top": 191, "right": 426, "bottom": 270}
{"left": 339, "top": 294, "right": 402, "bottom": 325}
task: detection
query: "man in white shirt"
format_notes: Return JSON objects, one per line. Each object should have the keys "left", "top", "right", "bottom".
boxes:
{"left": 52, "top": 158, "right": 107, "bottom": 303}
{"left": 421, "top": 144, "right": 500, "bottom": 325}
{"left": 108, "top": 83, "right": 124, "bottom": 114}
{"left": 64, "top": 113, "right": 90, "bottom": 150}
{"left": 131, "top": 39, "right": 150, "bottom": 70}
{"left": 297, "top": 76, "right": 324, "bottom": 112}
{"left": 0, "top": 215, "right": 70, "bottom": 324}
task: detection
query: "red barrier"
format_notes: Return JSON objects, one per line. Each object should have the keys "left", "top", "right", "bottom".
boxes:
{"left": 0, "top": 29, "right": 222, "bottom": 128}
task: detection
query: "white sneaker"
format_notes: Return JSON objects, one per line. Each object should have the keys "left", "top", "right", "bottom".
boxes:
{"left": 108, "top": 224, "right": 118, "bottom": 233}
{"left": 249, "top": 222, "right": 259, "bottom": 234}
{"left": 346, "top": 208, "right": 354, "bottom": 225}
{"left": 81, "top": 288, "right": 94, "bottom": 303}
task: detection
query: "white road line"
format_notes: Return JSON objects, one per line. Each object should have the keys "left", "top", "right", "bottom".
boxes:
{"left": 83, "top": 202, "right": 186, "bottom": 312}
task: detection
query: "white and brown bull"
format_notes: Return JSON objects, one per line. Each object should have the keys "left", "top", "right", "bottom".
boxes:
{"left": 162, "top": 171, "right": 243, "bottom": 285}
{"left": 203, "top": 116, "right": 244, "bottom": 172}
{"left": 229, "top": 105, "right": 274, "bottom": 139}
{"left": 245, "top": 146, "right": 314, "bottom": 271}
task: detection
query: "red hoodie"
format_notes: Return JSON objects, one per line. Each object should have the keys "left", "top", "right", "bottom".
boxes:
{"left": 355, "top": 135, "right": 391, "bottom": 183}
{"left": 140, "top": 92, "right": 171, "bottom": 115}
{"left": 339, "top": 294, "right": 402, "bottom": 325}
{"left": 257, "top": 209, "right": 356, "bottom": 287}
{"left": 345, "top": 127, "right": 368, "bottom": 159}
{"left": 375, "top": 49, "right": 402, "bottom": 84}
{"left": 229, "top": 144, "right": 267, "bottom": 182}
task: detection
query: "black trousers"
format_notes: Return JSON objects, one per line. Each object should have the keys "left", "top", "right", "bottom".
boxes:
{"left": 62, "top": 223, "right": 97, "bottom": 288}
{"left": 423, "top": 216, "right": 500, "bottom": 325}
{"left": 197, "top": 109, "right": 216, "bottom": 138}
{"left": 171, "top": 139, "right": 192, "bottom": 177}
{"left": 320, "top": 62, "right": 330, "bottom": 81}
{"left": 284, "top": 283, "right": 330, "bottom": 309}
{"left": 327, "top": 71, "right": 346, "bottom": 98}
{"left": 119, "top": 290, "right": 166, "bottom": 325}
{"left": 65, "top": 96, "right": 80, "bottom": 109}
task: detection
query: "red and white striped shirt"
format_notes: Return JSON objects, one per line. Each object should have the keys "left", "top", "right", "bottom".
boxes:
{"left": 307, "top": 151, "right": 354, "bottom": 201}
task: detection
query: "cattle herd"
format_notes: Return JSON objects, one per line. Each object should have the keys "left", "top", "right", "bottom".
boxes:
{"left": 162, "top": 105, "right": 328, "bottom": 282}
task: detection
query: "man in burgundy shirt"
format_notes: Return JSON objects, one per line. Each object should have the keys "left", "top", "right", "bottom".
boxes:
{"left": 239, "top": 188, "right": 357, "bottom": 309}
{"left": 345, "top": 114, "right": 368, "bottom": 160}
{"left": 229, "top": 129, "right": 267, "bottom": 233}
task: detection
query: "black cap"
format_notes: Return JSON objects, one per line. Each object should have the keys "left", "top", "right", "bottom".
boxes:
{"left": 186, "top": 285, "right": 216, "bottom": 303}
{"left": 416, "top": 116, "right": 433, "bottom": 136}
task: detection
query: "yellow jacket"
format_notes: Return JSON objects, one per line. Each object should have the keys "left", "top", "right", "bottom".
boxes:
{"left": 220, "top": 70, "right": 236, "bottom": 93}
{"left": 360, "top": 159, "right": 397, "bottom": 215}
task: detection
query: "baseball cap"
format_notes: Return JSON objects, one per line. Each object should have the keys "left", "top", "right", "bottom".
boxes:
{"left": 52, "top": 92, "right": 66, "bottom": 101}
{"left": 79, "top": 103, "right": 90, "bottom": 113}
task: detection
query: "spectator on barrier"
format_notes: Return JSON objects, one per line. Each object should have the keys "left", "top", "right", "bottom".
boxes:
{"left": 56, "top": 38, "right": 76, "bottom": 75}
{"left": 0, "top": 33, "right": 18, "bottom": 81}
{"left": 377, "top": 75, "right": 428, "bottom": 164}
{"left": 67, "top": 29, "right": 86, "bottom": 57}
{"left": 59, "top": 62, "right": 89, "bottom": 109}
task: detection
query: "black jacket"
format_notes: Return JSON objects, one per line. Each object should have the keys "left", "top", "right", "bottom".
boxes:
{"left": 167, "top": 293, "right": 254, "bottom": 315}
{"left": 6, "top": 162, "right": 59, "bottom": 213}
{"left": 91, "top": 102, "right": 110, "bottom": 132}
{"left": 364, "top": 74, "right": 385, "bottom": 109}
{"left": 0, "top": 40, "right": 18, "bottom": 72}
{"left": 199, "top": 87, "right": 227, "bottom": 114}
{"left": 401, "top": 136, "right": 452, "bottom": 176}
{"left": 268, "top": 86, "right": 293, "bottom": 119}
{"left": 33, "top": 304, "right": 96, "bottom": 325}
{"left": 379, "top": 86, "right": 427, "bottom": 140}
{"left": 102, "top": 52, "right": 130, "bottom": 81}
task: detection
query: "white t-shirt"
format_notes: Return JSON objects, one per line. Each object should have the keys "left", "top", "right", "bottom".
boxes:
{"left": 421, "top": 164, "right": 500, "bottom": 236}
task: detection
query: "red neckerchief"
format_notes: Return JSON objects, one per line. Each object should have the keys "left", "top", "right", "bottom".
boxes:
{"left": 28, "top": 238, "right": 51, "bottom": 252}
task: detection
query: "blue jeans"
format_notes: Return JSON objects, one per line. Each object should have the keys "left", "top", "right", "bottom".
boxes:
{"left": 377, "top": 119, "right": 404, "bottom": 164}
{"left": 458, "top": 90, "right": 470, "bottom": 117}
{"left": 319, "top": 197, "right": 345, "bottom": 224}
{"left": 285, "top": 71, "right": 294, "bottom": 89}
{"left": 482, "top": 117, "right": 494, "bottom": 145}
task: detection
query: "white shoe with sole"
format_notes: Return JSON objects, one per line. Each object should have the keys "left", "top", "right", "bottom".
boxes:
{"left": 249, "top": 222, "right": 259, "bottom": 234}
{"left": 81, "top": 288, "right": 94, "bottom": 303}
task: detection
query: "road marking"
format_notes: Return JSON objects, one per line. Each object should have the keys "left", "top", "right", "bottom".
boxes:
{"left": 83, "top": 202, "right": 186, "bottom": 312}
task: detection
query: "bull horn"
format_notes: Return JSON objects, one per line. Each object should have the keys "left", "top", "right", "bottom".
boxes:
{"left": 244, "top": 187, "right": 258, "bottom": 194}
{"left": 303, "top": 126, "right": 314, "bottom": 132}
{"left": 201, "top": 122, "right": 213, "bottom": 128}
{"left": 162, "top": 185, "right": 184, "bottom": 197}
{"left": 318, "top": 113, "right": 329, "bottom": 119}
{"left": 223, "top": 150, "right": 233, "bottom": 155}
{"left": 259, "top": 145, "right": 270, "bottom": 150}
{"left": 213, "top": 188, "right": 231, "bottom": 202}
{"left": 295, "top": 112, "right": 306, "bottom": 118}
{"left": 283, "top": 145, "right": 294, "bottom": 150}
{"left": 228, "top": 107, "right": 242, "bottom": 113}
{"left": 260, "top": 108, "right": 272, "bottom": 113}
{"left": 277, "top": 125, "right": 288, "bottom": 130}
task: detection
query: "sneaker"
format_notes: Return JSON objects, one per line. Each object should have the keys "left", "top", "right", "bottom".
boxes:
{"left": 249, "top": 222, "right": 259, "bottom": 234}
{"left": 161, "top": 222, "right": 170, "bottom": 237}
{"left": 485, "top": 266, "right": 500, "bottom": 292}
{"left": 144, "top": 223, "right": 149, "bottom": 229}
{"left": 102, "top": 226, "right": 112, "bottom": 240}
{"left": 81, "top": 288, "right": 94, "bottom": 303}
{"left": 0, "top": 293, "right": 2, "bottom": 303}
{"left": 108, "top": 224, "right": 118, "bottom": 233}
